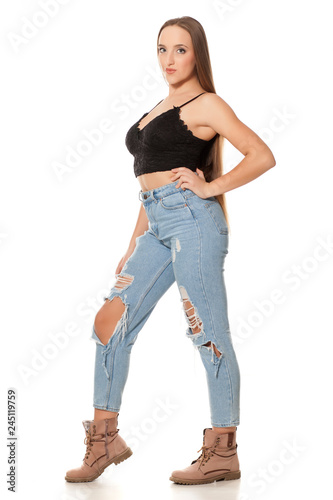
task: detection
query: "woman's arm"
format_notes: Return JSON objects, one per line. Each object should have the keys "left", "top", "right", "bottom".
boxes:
{"left": 127, "top": 203, "right": 149, "bottom": 251}
{"left": 201, "top": 93, "right": 276, "bottom": 196}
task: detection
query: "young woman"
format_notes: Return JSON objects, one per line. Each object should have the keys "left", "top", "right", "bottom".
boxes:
{"left": 65, "top": 16, "right": 276, "bottom": 485}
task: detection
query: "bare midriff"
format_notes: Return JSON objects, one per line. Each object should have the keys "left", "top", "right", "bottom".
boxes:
{"left": 137, "top": 171, "right": 177, "bottom": 192}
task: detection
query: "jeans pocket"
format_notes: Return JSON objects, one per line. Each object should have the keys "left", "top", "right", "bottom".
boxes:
{"left": 160, "top": 192, "right": 187, "bottom": 210}
{"left": 204, "top": 201, "right": 228, "bottom": 234}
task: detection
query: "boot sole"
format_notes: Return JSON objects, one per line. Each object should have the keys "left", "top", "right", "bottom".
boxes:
{"left": 65, "top": 447, "right": 133, "bottom": 483}
{"left": 169, "top": 470, "right": 241, "bottom": 485}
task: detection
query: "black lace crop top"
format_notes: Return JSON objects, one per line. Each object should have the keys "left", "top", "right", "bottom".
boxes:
{"left": 125, "top": 92, "right": 218, "bottom": 177}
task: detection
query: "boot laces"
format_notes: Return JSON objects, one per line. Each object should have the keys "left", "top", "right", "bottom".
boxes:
{"left": 195, "top": 445, "right": 212, "bottom": 466}
{"left": 83, "top": 430, "right": 93, "bottom": 460}
{"left": 83, "top": 426, "right": 119, "bottom": 461}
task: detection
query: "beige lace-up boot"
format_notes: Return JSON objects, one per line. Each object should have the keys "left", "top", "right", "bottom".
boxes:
{"left": 65, "top": 415, "right": 132, "bottom": 482}
{"left": 170, "top": 427, "right": 241, "bottom": 485}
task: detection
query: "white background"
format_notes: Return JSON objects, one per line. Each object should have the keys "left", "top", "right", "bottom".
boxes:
{"left": 1, "top": 0, "right": 332, "bottom": 499}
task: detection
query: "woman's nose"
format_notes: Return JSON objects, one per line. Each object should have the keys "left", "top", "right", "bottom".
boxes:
{"left": 166, "top": 53, "right": 174, "bottom": 65}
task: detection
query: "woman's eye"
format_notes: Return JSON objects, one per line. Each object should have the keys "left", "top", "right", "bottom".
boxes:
{"left": 158, "top": 47, "right": 186, "bottom": 54}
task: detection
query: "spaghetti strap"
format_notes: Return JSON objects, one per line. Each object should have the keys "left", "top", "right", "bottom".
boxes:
{"left": 147, "top": 99, "right": 164, "bottom": 113}
{"left": 147, "top": 93, "right": 206, "bottom": 113}
{"left": 179, "top": 92, "right": 207, "bottom": 108}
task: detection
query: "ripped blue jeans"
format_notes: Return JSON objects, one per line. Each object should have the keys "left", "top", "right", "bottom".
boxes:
{"left": 91, "top": 180, "right": 240, "bottom": 427}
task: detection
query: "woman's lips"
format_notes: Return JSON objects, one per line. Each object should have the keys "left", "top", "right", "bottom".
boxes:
{"left": 166, "top": 68, "right": 176, "bottom": 74}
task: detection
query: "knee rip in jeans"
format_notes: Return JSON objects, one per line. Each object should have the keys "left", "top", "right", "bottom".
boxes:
{"left": 94, "top": 273, "right": 134, "bottom": 347}
{"left": 93, "top": 293, "right": 131, "bottom": 379}
{"left": 179, "top": 286, "right": 222, "bottom": 366}
{"left": 94, "top": 296, "right": 128, "bottom": 346}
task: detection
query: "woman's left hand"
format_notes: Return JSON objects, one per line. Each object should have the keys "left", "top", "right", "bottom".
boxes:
{"left": 170, "top": 167, "right": 212, "bottom": 199}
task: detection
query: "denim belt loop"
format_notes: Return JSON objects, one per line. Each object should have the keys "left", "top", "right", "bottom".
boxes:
{"left": 139, "top": 191, "right": 148, "bottom": 202}
{"left": 139, "top": 190, "right": 156, "bottom": 202}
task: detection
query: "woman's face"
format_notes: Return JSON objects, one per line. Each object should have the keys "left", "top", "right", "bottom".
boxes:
{"left": 157, "top": 25, "right": 197, "bottom": 85}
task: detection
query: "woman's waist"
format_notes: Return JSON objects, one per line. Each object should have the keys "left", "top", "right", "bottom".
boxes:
{"left": 137, "top": 170, "right": 176, "bottom": 192}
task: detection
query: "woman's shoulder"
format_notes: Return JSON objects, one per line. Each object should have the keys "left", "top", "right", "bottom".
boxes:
{"left": 200, "top": 92, "right": 235, "bottom": 117}
{"left": 201, "top": 91, "right": 229, "bottom": 107}
{"left": 197, "top": 92, "right": 236, "bottom": 130}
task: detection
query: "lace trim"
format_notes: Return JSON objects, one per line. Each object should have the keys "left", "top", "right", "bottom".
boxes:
{"left": 137, "top": 106, "right": 214, "bottom": 143}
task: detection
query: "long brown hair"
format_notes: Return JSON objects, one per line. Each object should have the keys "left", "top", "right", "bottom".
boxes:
{"left": 157, "top": 16, "right": 230, "bottom": 231}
